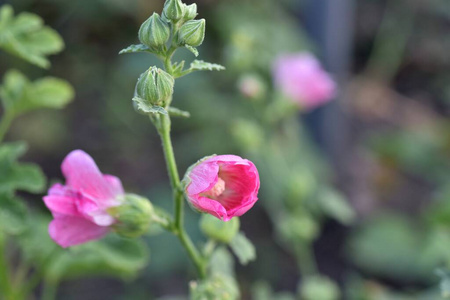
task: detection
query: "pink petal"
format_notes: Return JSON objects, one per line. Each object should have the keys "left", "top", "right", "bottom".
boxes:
{"left": 61, "top": 150, "right": 122, "bottom": 202}
{"left": 43, "top": 184, "right": 80, "bottom": 217}
{"left": 49, "top": 216, "right": 109, "bottom": 248}
{"left": 186, "top": 161, "right": 220, "bottom": 195}
{"left": 104, "top": 174, "right": 124, "bottom": 196}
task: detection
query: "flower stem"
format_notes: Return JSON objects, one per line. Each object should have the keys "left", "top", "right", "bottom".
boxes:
{"left": 41, "top": 280, "right": 57, "bottom": 300}
{"left": 157, "top": 114, "right": 206, "bottom": 279}
{"left": 0, "top": 110, "right": 14, "bottom": 144}
{"left": 0, "top": 233, "right": 14, "bottom": 299}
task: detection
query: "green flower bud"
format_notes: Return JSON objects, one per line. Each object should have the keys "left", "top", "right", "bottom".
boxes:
{"left": 183, "top": 3, "right": 197, "bottom": 21}
{"left": 109, "top": 194, "right": 154, "bottom": 238}
{"left": 176, "top": 19, "right": 205, "bottom": 47}
{"left": 163, "top": 0, "right": 185, "bottom": 22}
{"left": 136, "top": 67, "right": 174, "bottom": 106}
{"left": 299, "top": 276, "right": 340, "bottom": 300}
{"left": 190, "top": 274, "right": 240, "bottom": 300}
{"left": 138, "top": 13, "right": 170, "bottom": 49}
{"left": 200, "top": 214, "right": 240, "bottom": 243}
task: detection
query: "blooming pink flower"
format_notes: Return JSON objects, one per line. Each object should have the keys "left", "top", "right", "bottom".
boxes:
{"left": 185, "top": 155, "right": 260, "bottom": 221}
{"left": 273, "top": 53, "right": 336, "bottom": 110}
{"left": 43, "top": 150, "right": 124, "bottom": 248}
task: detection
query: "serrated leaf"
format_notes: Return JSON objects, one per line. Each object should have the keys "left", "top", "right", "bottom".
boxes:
{"left": 0, "top": 69, "right": 74, "bottom": 115}
{"left": 168, "top": 107, "right": 190, "bottom": 118}
{"left": 184, "top": 45, "right": 198, "bottom": 57}
{"left": 0, "top": 193, "right": 27, "bottom": 235}
{"left": 119, "top": 44, "right": 151, "bottom": 55}
{"left": 0, "top": 5, "right": 64, "bottom": 68}
{"left": 229, "top": 232, "right": 256, "bottom": 265}
{"left": 132, "top": 97, "right": 167, "bottom": 115}
{"left": 190, "top": 60, "right": 225, "bottom": 72}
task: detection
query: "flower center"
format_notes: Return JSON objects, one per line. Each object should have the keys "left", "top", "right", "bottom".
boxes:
{"left": 204, "top": 177, "right": 226, "bottom": 199}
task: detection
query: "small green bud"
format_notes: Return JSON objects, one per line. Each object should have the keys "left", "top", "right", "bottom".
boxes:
{"left": 138, "top": 13, "right": 170, "bottom": 49}
{"left": 300, "top": 276, "right": 340, "bottom": 300}
{"left": 109, "top": 194, "right": 154, "bottom": 238}
{"left": 200, "top": 214, "right": 240, "bottom": 243}
{"left": 190, "top": 274, "right": 240, "bottom": 300}
{"left": 136, "top": 67, "right": 174, "bottom": 106}
{"left": 163, "top": 0, "right": 185, "bottom": 22}
{"left": 183, "top": 3, "right": 197, "bottom": 21}
{"left": 176, "top": 19, "right": 205, "bottom": 47}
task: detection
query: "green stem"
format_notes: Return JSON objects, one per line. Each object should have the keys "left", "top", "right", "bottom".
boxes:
{"left": 157, "top": 114, "right": 206, "bottom": 279}
{"left": 295, "top": 243, "right": 318, "bottom": 277}
{"left": 0, "top": 110, "right": 14, "bottom": 143}
{"left": 41, "top": 280, "right": 58, "bottom": 300}
{"left": 0, "top": 234, "right": 13, "bottom": 300}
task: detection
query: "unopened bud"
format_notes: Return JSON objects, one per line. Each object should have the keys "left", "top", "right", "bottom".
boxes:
{"left": 138, "top": 13, "right": 170, "bottom": 49}
{"left": 190, "top": 274, "right": 240, "bottom": 300}
{"left": 183, "top": 3, "right": 197, "bottom": 21}
{"left": 163, "top": 0, "right": 185, "bottom": 22}
{"left": 136, "top": 67, "right": 174, "bottom": 106}
{"left": 200, "top": 214, "right": 240, "bottom": 243}
{"left": 176, "top": 19, "right": 205, "bottom": 47}
{"left": 237, "top": 74, "right": 266, "bottom": 100}
{"left": 109, "top": 194, "right": 154, "bottom": 238}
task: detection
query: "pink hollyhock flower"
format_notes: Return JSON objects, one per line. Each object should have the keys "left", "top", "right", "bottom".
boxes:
{"left": 184, "top": 155, "right": 260, "bottom": 221}
{"left": 43, "top": 150, "right": 124, "bottom": 248}
{"left": 273, "top": 52, "right": 336, "bottom": 110}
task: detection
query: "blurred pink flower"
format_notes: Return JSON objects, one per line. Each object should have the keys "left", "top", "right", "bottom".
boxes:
{"left": 185, "top": 155, "right": 260, "bottom": 221}
{"left": 273, "top": 53, "right": 336, "bottom": 110}
{"left": 43, "top": 150, "right": 124, "bottom": 248}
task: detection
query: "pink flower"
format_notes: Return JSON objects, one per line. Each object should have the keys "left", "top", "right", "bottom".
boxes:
{"left": 184, "top": 155, "right": 260, "bottom": 221}
{"left": 273, "top": 52, "right": 336, "bottom": 110}
{"left": 43, "top": 150, "right": 124, "bottom": 248}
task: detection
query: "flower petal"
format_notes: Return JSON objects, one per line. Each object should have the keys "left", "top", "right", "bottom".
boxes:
{"left": 61, "top": 150, "right": 121, "bottom": 201}
{"left": 49, "top": 216, "right": 109, "bottom": 248}
{"left": 43, "top": 184, "right": 80, "bottom": 217}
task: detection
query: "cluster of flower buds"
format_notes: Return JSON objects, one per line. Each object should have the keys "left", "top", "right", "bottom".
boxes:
{"left": 137, "top": 0, "right": 205, "bottom": 51}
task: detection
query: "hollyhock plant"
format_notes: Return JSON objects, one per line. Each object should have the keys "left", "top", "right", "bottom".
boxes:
{"left": 43, "top": 150, "right": 124, "bottom": 248}
{"left": 184, "top": 155, "right": 260, "bottom": 221}
{"left": 273, "top": 52, "right": 336, "bottom": 110}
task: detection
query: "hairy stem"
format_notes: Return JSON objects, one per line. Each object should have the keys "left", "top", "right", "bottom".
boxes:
{"left": 158, "top": 114, "right": 206, "bottom": 279}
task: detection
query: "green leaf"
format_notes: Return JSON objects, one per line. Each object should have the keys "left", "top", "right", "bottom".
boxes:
{"left": 209, "top": 247, "right": 235, "bottom": 277}
{"left": 229, "top": 232, "right": 256, "bottom": 265}
{"left": 190, "top": 60, "right": 225, "bottom": 72}
{"left": 45, "top": 235, "right": 149, "bottom": 283}
{"left": 184, "top": 45, "right": 198, "bottom": 57}
{"left": 0, "top": 142, "right": 46, "bottom": 194}
{"left": 0, "top": 5, "right": 64, "bottom": 68}
{"left": 0, "top": 193, "right": 27, "bottom": 235}
{"left": 132, "top": 97, "right": 168, "bottom": 115}
{"left": 118, "top": 44, "right": 151, "bottom": 55}
{"left": 168, "top": 107, "right": 190, "bottom": 118}
{"left": 0, "top": 69, "right": 74, "bottom": 115}
{"left": 317, "top": 188, "right": 355, "bottom": 225}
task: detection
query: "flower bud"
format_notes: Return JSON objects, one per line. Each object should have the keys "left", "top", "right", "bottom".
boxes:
{"left": 183, "top": 3, "right": 197, "bottom": 21}
{"left": 190, "top": 274, "right": 240, "bottom": 300}
{"left": 237, "top": 74, "right": 266, "bottom": 101}
{"left": 109, "top": 194, "right": 154, "bottom": 238}
{"left": 163, "top": 0, "right": 185, "bottom": 22}
{"left": 299, "top": 276, "right": 340, "bottom": 300}
{"left": 200, "top": 214, "right": 240, "bottom": 243}
{"left": 136, "top": 67, "right": 174, "bottom": 106}
{"left": 138, "top": 13, "right": 170, "bottom": 49}
{"left": 176, "top": 19, "right": 205, "bottom": 47}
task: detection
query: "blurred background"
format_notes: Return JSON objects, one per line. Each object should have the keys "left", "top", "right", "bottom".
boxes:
{"left": 1, "top": 0, "right": 450, "bottom": 299}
